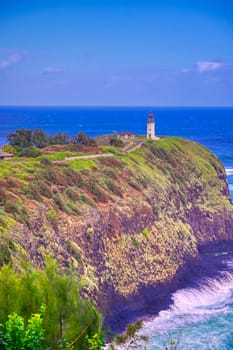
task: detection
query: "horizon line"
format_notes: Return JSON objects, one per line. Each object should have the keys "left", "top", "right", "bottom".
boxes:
{"left": 0, "top": 105, "right": 233, "bottom": 109}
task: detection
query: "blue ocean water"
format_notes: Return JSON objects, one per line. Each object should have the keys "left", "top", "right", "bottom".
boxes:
{"left": 0, "top": 106, "right": 233, "bottom": 349}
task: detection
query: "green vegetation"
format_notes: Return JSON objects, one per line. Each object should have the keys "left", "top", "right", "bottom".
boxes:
{"left": 0, "top": 305, "right": 47, "bottom": 350}
{"left": 0, "top": 134, "right": 232, "bottom": 350}
{"left": 0, "top": 259, "right": 103, "bottom": 349}
{"left": 110, "top": 320, "right": 148, "bottom": 349}
{"left": 5, "top": 129, "right": 96, "bottom": 158}
{"left": 109, "top": 137, "right": 124, "bottom": 148}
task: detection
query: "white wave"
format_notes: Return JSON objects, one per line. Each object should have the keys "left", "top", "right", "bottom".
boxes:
{"left": 225, "top": 168, "right": 233, "bottom": 176}
{"left": 108, "top": 265, "right": 233, "bottom": 349}
{"left": 142, "top": 267, "right": 233, "bottom": 337}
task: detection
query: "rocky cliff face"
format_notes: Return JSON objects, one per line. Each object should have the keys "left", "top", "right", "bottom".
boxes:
{"left": 0, "top": 137, "right": 233, "bottom": 328}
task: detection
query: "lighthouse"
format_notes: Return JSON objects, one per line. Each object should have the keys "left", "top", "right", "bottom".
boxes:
{"left": 147, "top": 112, "right": 156, "bottom": 139}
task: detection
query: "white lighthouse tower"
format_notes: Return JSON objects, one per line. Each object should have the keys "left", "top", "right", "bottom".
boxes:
{"left": 147, "top": 112, "right": 156, "bottom": 139}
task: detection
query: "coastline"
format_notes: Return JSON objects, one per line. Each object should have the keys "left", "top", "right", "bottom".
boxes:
{"left": 104, "top": 240, "right": 233, "bottom": 337}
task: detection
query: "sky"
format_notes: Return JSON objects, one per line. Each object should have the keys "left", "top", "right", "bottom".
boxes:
{"left": 0, "top": 0, "right": 233, "bottom": 106}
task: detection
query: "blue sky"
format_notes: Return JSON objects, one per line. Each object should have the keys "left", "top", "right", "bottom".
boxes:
{"left": 0, "top": 0, "right": 233, "bottom": 106}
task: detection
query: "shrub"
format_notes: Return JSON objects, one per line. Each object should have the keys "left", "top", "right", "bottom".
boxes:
{"left": 105, "top": 180, "right": 122, "bottom": 197}
{"left": 128, "top": 179, "right": 141, "bottom": 191}
{"left": 40, "top": 158, "right": 53, "bottom": 166}
{"left": 53, "top": 194, "right": 66, "bottom": 211}
{"left": 87, "top": 179, "right": 108, "bottom": 203}
{"left": 0, "top": 237, "right": 11, "bottom": 266}
{"left": 141, "top": 228, "right": 149, "bottom": 239}
{"left": 20, "top": 146, "right": 42, "bottom": 158}
{"left": 46, "top": 210, "right": 58, "bottom": 229}
{"left": 102, "top": 167, "right": 117, "bottom": 179}
{"left": 25, "top": 183, "right": 42, "bottom": 202}
{"left": 109, "top": 137, "right": 124, "bottom": 148}
{"left": 62, "top": 167, "right": 84, "bottom": 187}
{"left": 66, "top": 201, "right": 81, "bottom": 216}
{"left": 65, "top": 188, "right": 80, "bottom": 201}
{"left": 79, "top": 194, "right": 96, "bottom": 208}
{"left": 131, "top": 236, "right": 140, "bottom": 249}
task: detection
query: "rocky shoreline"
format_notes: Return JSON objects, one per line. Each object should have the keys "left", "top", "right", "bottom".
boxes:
{"left": 104, "top": 240, "right": 233, "bottom": 335}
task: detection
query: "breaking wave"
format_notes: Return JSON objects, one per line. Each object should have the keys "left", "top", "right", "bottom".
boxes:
{"left": 140, "top": 258, "right": 233, "bottom": 349}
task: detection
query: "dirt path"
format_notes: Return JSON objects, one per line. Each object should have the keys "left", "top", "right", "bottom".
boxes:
{"left": 123, "top": 139, "right": 145, "bottom": 153}
{"left": 53, "top": 139, "right": 145, "bottom": 164}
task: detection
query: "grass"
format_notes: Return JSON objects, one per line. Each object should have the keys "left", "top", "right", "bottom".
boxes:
{"left": 68, "top": 158, "right": 97, "bottom": 171}
{"left": 100, "top": 146, "right": 122, "bottom": 154}
{"left": 39, "top": 151, "right": 78, "bottom": 161}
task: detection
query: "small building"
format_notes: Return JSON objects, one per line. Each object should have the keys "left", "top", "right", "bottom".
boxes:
{"left": 147, "top": 112, "right": 158, "bottom": 140}
{"left": 0, "top": 150, "right": 14, "bottom": 160}
{"left": 117, "top": 131, "right": 135, "bottom": 139}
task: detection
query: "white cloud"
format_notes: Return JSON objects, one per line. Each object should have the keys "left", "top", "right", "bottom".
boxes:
{"left": 0, "top": 52, "right": 27, "bottom": 69}
{"left": 195, "top": 61, "right": 222, "bottom": 73}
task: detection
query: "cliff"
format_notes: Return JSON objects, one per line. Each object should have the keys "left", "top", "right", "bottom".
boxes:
{"left": 0, "top": 137, "right": 233, "bottom": 329}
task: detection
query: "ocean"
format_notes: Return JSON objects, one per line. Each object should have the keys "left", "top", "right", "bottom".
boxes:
{"left": 0, "top": 106, "right": 233, "bottom": 349}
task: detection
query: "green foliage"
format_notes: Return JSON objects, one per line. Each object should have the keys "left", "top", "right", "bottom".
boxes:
{"left": 0, "top": 236, "right": 12, "bottom": 266}
{"left": 71, "top": 132, "right": 96, "bottom": 146}
{"left": 65, "top": 188, "right": 80, "bottom": 201}
{"left": 8, "top": 129, "right": 32, "bottom": 148}
{"left": 105, "top": 180, "right": 122, "bottom": 197}
{"left": 85, "top": 333, "right": 105, "bottom": 350}
{"left": 128, "top": 179, "right": 141, "bottom": 191}
{"left": 40, "top": 157, "right": 53, "bottom": 166}
{"left": 0, "top": 260, "right": 103, "bottom": 349}
{"left": 19, "top": 146, "right": 42, "bottom": 158}
{"left": 46, "top": 210, "right": 58, "bottom": 229}
{"left": 102, "top": 167, "right": 117, "bottom": 179}
{"left": 79, "top": 194, "right": 96, "bottom": 208}
{"left": 141, "top": 229, "right": 149, "bottom": 239}
{"left": 87, "top": 179, "right": 107, "bottom": 203}
{"left": 4, "top": 312, "right": 25, "bottom": 350}
{"left": 32, "top": 129, "right": 48, "bottom": 148}
{"left": 111, "top": 320, "right": 148, "bottom": 350}
{"left": 0, "top": 305, "right": 47, "bottom": 350}
{"left": 109, "top": 138, "right": 124, "bottom": 148}
{"left": 131, "top": 236, "right": 140, "bottom": 249}
{"left": 7, "top": 128, "right": 68, "bottom": 153}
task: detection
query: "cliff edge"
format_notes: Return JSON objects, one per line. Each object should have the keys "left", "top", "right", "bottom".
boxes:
{"left": 0, "top": 137, "right": 232, "bottom": 329}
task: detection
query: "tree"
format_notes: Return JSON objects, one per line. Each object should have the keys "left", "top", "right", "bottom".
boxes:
{"left": 77, "top": 132, "right": 90, "bottom": 145}
{"left": 0, "top": 265, "right": 20, "bottom": 323}
{"left": 7, "top": 129, "right": 32, "bottom": 148}
{"left": 54, "top": 132, "right": 68, "bottom": 145}
{"left": 71, "top": 132, "right": 96, "bottom": 146}
{"left": 0, "top": 260, "right": 103, "bottom": 349}
{"left": 32, "top": 130, "right": 48, "bottom": 148}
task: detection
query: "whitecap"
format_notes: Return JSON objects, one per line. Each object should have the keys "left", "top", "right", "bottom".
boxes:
{"left": 225, "top": 168, "right": 233, "bottom": 176}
